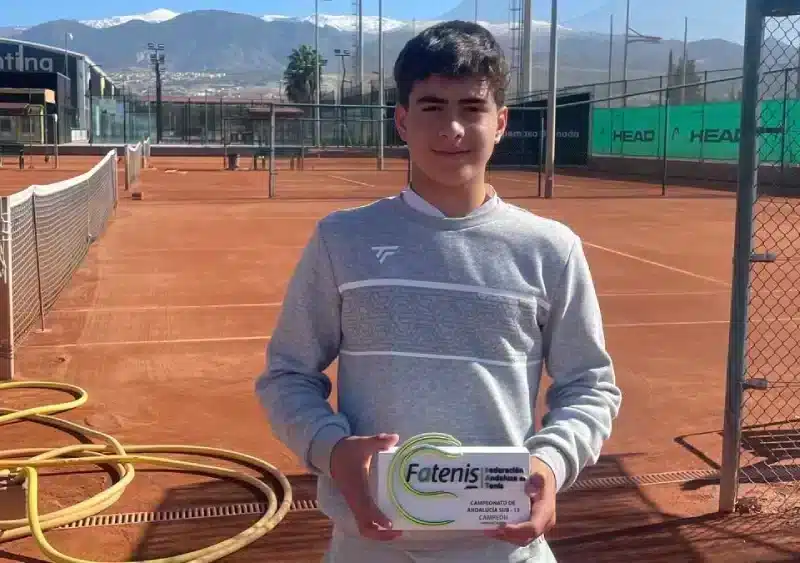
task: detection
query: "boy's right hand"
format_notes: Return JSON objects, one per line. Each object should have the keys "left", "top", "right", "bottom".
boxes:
{"left": 329, "top": 433, "right": 403, "bottom": 542}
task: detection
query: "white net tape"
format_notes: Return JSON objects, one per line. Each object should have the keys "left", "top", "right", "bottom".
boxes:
{"left": 125, "top": 141, "right": 143, "bottom": 191}
{"left": 0, "top": 149, "right": 117, "bottom": 372}
{"left": 142, "top": 137, "right": 151, "bottom": 168}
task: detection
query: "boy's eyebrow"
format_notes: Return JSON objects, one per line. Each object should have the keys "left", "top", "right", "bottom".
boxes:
{"left": 416, "top": 95, "right": 448, "bottom": 104}
{"left": 414, "top": 96, "right": 489, "bottom": 105}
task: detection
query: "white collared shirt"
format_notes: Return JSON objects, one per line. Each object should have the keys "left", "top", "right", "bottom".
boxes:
{"left": 400, "top": 185, "right": 498, "bottom": 218}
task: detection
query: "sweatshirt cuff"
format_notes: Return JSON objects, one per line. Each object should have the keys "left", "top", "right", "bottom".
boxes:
{"left": 307, "top": 424, "right": 351, "bottom": 477}
{"left": 530, "top": 445, "right": 570, "bottom": 492}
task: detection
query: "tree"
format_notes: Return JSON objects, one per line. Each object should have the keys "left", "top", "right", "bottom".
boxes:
{"left": 668, "top": 55, "right": 703, "bottom": 104}
{"left": 283, "top": 45, "right": 325, "bottom": 104}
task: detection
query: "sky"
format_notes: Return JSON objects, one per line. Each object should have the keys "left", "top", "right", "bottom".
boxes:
{"left": 4, "top": 0, "right": 748, "bottom": 44}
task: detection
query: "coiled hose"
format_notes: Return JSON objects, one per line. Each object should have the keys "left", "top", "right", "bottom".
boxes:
{"left": 0, "top": 381, "right": 293, "bottom": 562}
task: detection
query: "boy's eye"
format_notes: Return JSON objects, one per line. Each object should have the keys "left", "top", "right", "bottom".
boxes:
{"left": 421, "top": 105, "right": 441, "bottom": 112}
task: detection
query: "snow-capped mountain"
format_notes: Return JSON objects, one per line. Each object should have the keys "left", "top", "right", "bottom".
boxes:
{"left": 262, "top": 14, "right": 408, "bottom": 34}
{"left": 75, "top": 8, "right": 563, "bottom": 37}
{"left": 80, "top": 8, "right": 179, "bottom": 29}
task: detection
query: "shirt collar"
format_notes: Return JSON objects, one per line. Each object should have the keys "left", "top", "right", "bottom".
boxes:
{"left": 400, "top": 185, "right": 498, "bottom": 218}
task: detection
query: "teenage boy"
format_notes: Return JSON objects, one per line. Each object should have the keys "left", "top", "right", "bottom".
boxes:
{"left": 256, "top": 20, "right": 622, "bottom": 562}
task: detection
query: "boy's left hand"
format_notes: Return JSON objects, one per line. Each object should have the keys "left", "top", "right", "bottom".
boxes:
{"left": 484, "top": 456, "right": 557, "bottom": 547}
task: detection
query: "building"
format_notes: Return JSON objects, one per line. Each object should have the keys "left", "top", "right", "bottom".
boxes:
{"left": 0, "top": 37, "right": 117, "bottom": 142}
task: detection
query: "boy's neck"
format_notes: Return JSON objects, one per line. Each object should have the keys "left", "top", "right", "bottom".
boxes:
{"left": 408, "top": 166, "right": 493, "bottom": 218}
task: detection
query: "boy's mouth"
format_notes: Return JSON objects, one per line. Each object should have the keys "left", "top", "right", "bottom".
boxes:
{"left": 432, "top": 149, "right": 471, "bottom": 156}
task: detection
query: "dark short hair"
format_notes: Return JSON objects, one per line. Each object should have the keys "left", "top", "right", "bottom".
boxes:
{"left": 393, "top": 20, "right": 510, "bottom": 108}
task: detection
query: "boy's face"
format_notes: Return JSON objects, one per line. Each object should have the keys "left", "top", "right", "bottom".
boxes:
{"left": 395, "top": 74, "right": 508, "bottom": 189}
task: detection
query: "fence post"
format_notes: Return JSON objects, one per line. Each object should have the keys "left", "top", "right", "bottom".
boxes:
{"left": 269, "top": 103, "right": 276, "bottom": 198}
{"left": 0, "top": 196, "right": 14, "bottom": 380}
{"left": 661, "top": 92, "right": 670, "bottom": 196}
{"left": 719, "top": 0, "right": 764, "bottom": 514}
{"left": 780, "top": 68, "right": 789, "bottom": 179}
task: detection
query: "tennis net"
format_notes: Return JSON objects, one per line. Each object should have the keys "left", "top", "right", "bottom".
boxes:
{"left": 0, "top": 149, "right": 118, "bottom": 380}
{"left": 125, "top": 138, "right": 149, "bottom": 191}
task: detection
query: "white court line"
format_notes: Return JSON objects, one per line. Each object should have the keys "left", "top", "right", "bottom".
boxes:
{"left": 106, "top": 246, "right": 306, "bottom": 254}
{"left": 583, "top": 242, "right": 731, "bottom": 287}
{"left": 607, "top": 316, "right": 800, "bottom": 328}
{"left": 492, "top": 175, "right": 532, "bottom": 184}
{"left": 598, "top": 290, "right": 729, "bottom": 297}
{"left": 327, "top": 175, "right": 376, "bottom": 188}
{"left": 24, "top": 335, "right": 273, "bottom": 349}
{"left": 22, "top": 315, "right": 800, "bottom": 348}
{"left": 50, "top": 302, "right": 284, "bottom": 314}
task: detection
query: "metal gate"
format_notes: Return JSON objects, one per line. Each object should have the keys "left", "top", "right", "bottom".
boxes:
{"left": 721, "top": 0, "right": 800, "bottom": 515}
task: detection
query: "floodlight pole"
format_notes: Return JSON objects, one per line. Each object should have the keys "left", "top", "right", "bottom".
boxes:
{"left": 621, "top": 0, "right": 661, "bottom": 107}
{"left": 378, "top": 0, "right": 385, "bottom": 171}
{"left": 543, "top": 0, "right": 558, "bottom": 199}
{"left": 314, "top": 0, "right": 321, "bottom": 147}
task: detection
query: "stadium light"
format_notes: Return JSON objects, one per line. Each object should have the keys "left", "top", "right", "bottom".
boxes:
{"left": 314, "top": 0, "right": 332, "bottom": 147}
{"left": 148, "top": 43, "right": 166, "bottom": 143}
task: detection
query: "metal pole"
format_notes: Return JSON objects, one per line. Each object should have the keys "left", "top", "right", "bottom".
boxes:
{"left": 538, "top": 111, "right": 545, "bottom": 197}
{"left": 543, "top": 0, "right": 558, "bottom": 199}
{"left": 522, "top": 0, "right": 533, "bottom": 95}
{"left": 378, "top": 0, "right": 385, "bottom": 171}
{"left": 358, "top": 0, "right": 364, "bottom": 97}
{"left": 681, "top": 17, "right": 688, "bottom": 105}
{"left": 53, "top": 114, "right": 59, "bottom": 168}
{"left": 475, "top": 0, "right": 479, "bottom": 22}
{"left": 661, "top": 58, "right": 670, "bottom": 197}
{"left": 622, "top": 0, "right": 630, "bottom": 107}
{"left": 269, "top": 103, "right": 276, "bottom": 198}
{"left": 719, "top": 0, "right": 764, "bottom": 515}
{"left": 780, "top": 68, "right": 789, "bottom": 179}
{"left": 608, "top": 15, "right": 614, "bottom": 108}
{"left": 314, "top": 0, "right": 321, "bottom": 147}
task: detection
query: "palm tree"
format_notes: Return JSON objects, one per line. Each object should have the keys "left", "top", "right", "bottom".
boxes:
{"left": 284, "top": 45, "right": 324, "bottom": 103}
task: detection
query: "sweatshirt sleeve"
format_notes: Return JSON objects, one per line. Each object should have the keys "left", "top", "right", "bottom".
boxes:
{"left": 525, "top": 236, "right": 622, "bottom": 492}
{"left": 254, "top": 222, "right": 351, "bottom": 477}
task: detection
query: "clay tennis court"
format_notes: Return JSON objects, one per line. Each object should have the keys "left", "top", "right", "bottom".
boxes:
{"left": 1, "top": 154, "right": 798, "bottom": 562}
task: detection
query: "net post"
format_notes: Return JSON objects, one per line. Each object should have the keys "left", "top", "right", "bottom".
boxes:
{"left": 124, "top": 146, "right": 131, "bottom": 192}
{"left": 30, "top": 192, "right": 45, "bottom": 332}
{"left": 269, "top": 103, "right": 276, "bottom": 198}
{"left": 718, "top": 0, "right": 765, "bottom": 515}
{"left": 53, "top": 114, "right": 59, "bottom": 169}
{"left": 0, "top": 196, "right": 14, "bottom": 381}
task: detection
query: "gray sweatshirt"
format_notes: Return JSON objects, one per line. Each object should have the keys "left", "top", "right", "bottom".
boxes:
{"left": 255, "top": 193, "right": 622, "bottom": 549}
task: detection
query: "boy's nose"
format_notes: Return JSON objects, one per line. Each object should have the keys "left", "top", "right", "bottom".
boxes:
{"left": 439, "top": 119, "right": 465, "bottom": 140}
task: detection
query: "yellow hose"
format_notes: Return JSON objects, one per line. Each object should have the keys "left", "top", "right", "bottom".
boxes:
{"left": 0, "top": 381, "right": 293, "bottom": 562}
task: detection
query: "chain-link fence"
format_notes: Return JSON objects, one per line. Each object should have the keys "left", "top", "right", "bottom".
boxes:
{"left": 720, "top": 0, "right": 800, "bottom": 516}
{"left": 0, "top": 112, "right": 61, "bottom": 169}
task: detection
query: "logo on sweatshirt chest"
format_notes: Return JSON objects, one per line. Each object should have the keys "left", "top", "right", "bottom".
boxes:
{"left": 372, "top": 245, "right": 400, "bottom": 263}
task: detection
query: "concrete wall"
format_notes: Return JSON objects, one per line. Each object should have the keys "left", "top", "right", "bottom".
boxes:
{"left": 587, "top": 155, "right": 800, "bottom": 196}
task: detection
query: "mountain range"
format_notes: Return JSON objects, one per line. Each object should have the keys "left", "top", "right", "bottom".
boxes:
{"left": 0, "top": 2, "right": 752, "bottom": 96}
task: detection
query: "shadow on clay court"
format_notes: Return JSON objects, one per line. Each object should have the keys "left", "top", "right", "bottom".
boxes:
{"left": 129, "top": 473, "right": 328, "bottom": 562}
{"left": 123, "top": 454, "right": 742, "bottom": 562}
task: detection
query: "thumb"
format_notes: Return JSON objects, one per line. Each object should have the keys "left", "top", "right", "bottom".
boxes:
{"left": 354, "top": 433, "right": 399, "bottom": 529}
{"left": 362, "top": 433, "right": 400, "bottom": 455}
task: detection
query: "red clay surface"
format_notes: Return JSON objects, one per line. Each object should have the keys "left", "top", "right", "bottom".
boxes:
{"left": 1, "top": 154, "right": 799, "bottom": 562}
{"left": 0, "top": 155, "right": 108, "bottom": 196}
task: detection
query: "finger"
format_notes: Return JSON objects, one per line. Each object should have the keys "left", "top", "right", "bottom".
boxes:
{"left": 347, "top": 434, "right": 401, "bottom": 532}
{"left": 359, "top": 521, "right": 404, "bottom": 541}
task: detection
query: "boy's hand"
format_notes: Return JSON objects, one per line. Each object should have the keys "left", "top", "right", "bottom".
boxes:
{"left": 329, "top": 433, "right": 403, "bottom": 542}
{"left": 484, "top": 456, "right": 557, "bottom": 547}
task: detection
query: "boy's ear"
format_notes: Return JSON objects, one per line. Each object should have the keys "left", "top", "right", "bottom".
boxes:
{"left": 395, "top": 103, "right": 409, "bottom": 142}
{"left": 495, "top": 106, "right": 509, "bottom": 144}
